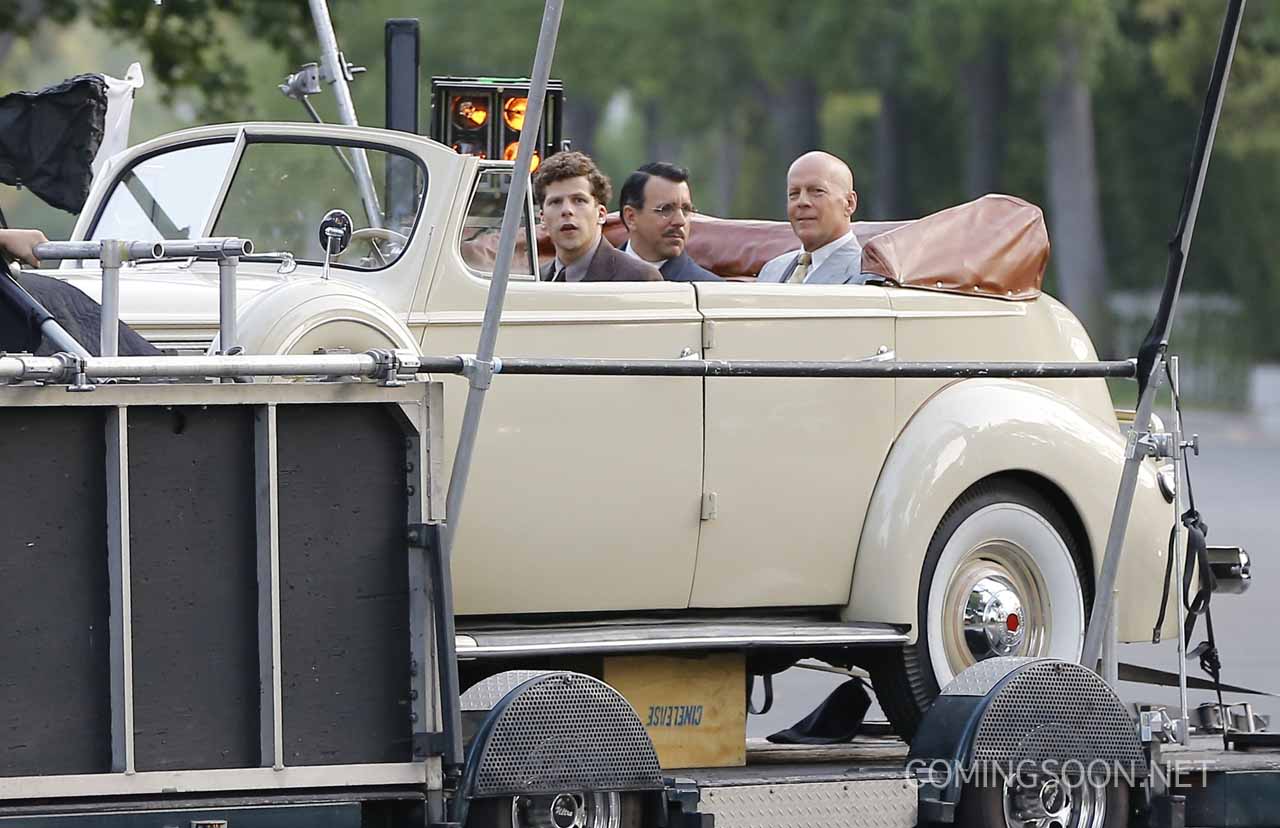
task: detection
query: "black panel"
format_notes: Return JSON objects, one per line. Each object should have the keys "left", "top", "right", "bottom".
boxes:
{"left": 0, "top": 407, "right": 111, "bottom": 776}
{"left": 384, "top": 19, "right": 420, "bottom": 135}
{"left": 277, "top": 404, "right": 410, "bottom": 765}
{"left": 127, "top": 406, "right": 259, "bottom": 771}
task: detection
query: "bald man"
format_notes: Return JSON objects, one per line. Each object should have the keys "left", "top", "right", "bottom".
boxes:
{"left": 757, "top": 151, "right": 864, "bottom": 285}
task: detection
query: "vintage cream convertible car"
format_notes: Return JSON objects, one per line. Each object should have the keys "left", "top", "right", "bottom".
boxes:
{"left": 49, "top": 122, "right": 1175, "bottom": 739}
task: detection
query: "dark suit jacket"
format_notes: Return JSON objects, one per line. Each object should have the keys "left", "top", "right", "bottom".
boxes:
{"left": 661, "top": 252, "right": 722, "bottom": 282}
{"left": 540, "top": 238, "right": 662, "bottom": 282}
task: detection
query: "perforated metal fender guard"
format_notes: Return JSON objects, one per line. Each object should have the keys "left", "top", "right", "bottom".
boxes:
{"left": 461, "top": 671, "right": 663, "bottom": 802}
{"left": 907, "top": 658, "right": 1147, "bottom": 824}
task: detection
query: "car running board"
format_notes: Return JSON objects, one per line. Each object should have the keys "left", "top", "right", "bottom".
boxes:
{"left": 455, "top": 619, "right": 910, "bottom": 659}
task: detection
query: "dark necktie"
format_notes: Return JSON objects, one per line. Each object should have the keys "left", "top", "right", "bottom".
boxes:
{"left": 546, "top": 265, "right": 566, "bottom": 282}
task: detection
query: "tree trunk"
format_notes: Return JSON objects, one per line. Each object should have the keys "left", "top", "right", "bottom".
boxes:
{"left": 872, "top": 28, "right": 906, "bottom": 220}
{"left": 715, "top": 116, "right": 743, "bottom": 216}
{"left": 0, "top": 34, "right": 14, "bottom": 71}
{"left": 641, "top": 99, "right": 683, "bottom": 164}
{"left": 964, "top": 36, "right": 1009, "bottom": 198}
{"left": 1043, "top": 27, "right": 1110, "bottom": 353}
{"left": 771, "top": 77, "right": 820, "bottom": 164}
{"left": 563, "top": 96, "right": 602, "bottom": 156}
{"left": 758, "top": 76, "right": 821, "bottom": 196}
{"left": 873, "top": 87, "right": 903, "bottom": 220}
{"left": 0, "top": 0, "right": 45, "bottom": 72}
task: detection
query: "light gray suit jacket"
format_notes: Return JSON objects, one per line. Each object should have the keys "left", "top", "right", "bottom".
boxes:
{"left": 757, "top": 235, "right": 864, "bottom": 285}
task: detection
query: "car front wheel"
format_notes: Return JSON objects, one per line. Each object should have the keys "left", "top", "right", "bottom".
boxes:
{"left": 871, "top": 481, "right": 1091, "bottom": 742}
{"left": 467, "top": 791, "right": 643, "bottom": 828}
{"left": 953, "top": 777, "right": 1129, "bottom": 828}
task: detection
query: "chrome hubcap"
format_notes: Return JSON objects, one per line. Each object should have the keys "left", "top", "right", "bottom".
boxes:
{"left": 1003, "top": 778, "right": 1106, "bottom": 828}
{"left": 510, "top": 792, "right": 620, "bottom": 828}
{"left": 965, "top": 575, "right": 1025, "bottom": 658}
{"left": 942, "top": 542, "right": 1049, "bottom": 674}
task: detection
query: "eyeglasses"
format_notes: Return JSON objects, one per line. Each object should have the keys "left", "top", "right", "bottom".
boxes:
{"left": 648, "top": 203, "right": 697, "bottom": 220}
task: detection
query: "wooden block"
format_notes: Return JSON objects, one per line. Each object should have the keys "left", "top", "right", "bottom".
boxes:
{"left": 604, "top": 653, "right": 746, "bottom": 769}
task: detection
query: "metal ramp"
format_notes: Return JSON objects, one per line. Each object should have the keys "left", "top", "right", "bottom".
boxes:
{"left": 683, "top": 740, "right": 916, "bottom": 828}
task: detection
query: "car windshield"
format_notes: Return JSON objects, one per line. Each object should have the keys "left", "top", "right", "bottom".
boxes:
{"left": 91, "top": 137, "right": 427, "bottom": 271}
{"left": 91, "top": 141, "right": 236, "bottom": 243}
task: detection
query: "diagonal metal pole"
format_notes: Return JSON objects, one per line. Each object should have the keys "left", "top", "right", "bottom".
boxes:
{"left": 442, "top": 0, "right": 563, "bottom": 551}
{"left": 1082, "top": 0, "right": 1244, "bottom": 669}
{"left": 307, "top": 0, "right": 382, "bottom": 228}
{"left": 430, "top": 10, "right": 561, "bottom": 797}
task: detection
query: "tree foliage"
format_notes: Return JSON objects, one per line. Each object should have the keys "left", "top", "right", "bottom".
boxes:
{"left": 4, "top": 0, "right": 1280, "bottom": 360}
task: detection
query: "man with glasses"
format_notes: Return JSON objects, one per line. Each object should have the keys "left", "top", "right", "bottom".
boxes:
{"left": 757, "top": 151, "right": 864, "bottom": 285}
{"left": 534, "top": 151, "right": 661, "bottom": 283}
{"left": 618, "top": 162, "right": 721, "bottom": 282}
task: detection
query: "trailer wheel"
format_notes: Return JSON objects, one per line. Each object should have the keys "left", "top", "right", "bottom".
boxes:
{"left": 467, "top": 791, "right": 643, "bottom": 828}
{"left": 955, "top": 777, "right": 1129, "bottom": 828}
{"left": 872, "top": 481, "right": 1090, "bottom": 742}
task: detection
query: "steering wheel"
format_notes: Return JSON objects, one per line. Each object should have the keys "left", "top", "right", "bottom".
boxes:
{"left": 340, "top": 226, "right": 410, "bottom": 266}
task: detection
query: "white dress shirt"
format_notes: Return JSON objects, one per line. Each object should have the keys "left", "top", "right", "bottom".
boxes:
{"left": 621, "top": 240, "right": 668, "bottom": 268}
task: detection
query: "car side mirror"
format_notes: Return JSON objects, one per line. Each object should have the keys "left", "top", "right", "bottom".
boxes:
{"left": 318, "top": 209, "right": 353, "bottom": 280}
{"left": 319, "top": 209, "right": 353, "bottom": 256}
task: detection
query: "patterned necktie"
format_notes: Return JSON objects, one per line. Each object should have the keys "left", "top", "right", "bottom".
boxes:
{"left": 787, "top": 251, "right": 812, "bottom": 284}
{"left": 547, "top": 264, "right": 565, "bottom": 282}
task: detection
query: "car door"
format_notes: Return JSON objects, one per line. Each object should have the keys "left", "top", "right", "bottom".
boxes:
{"left": 690, "top": 283, "right": 896, "bottom": 607}
{"left": 422, "top": 166, "right": 704, "bottom": 616}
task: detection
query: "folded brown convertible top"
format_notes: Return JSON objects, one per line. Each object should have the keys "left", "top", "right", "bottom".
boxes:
{"left": 519, "top": 193, "right": 1048, "bottom": 300}
{"left": 859, "top": 194, "right": 1048, "bottom": 301}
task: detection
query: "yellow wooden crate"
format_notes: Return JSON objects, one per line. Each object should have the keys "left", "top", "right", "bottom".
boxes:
{"left": 603, "top": 653, "right": 746, "bottom": 769}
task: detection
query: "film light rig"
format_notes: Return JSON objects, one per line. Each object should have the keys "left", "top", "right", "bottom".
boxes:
{"left": 429, "top": 76, "right": 565, "bottom": 170}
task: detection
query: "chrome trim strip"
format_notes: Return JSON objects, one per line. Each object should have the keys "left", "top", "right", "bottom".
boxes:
{"left": 0, "top": 763, "right": 432, "bottom": 800}
{"left": 698, "top": 308, "right": 895, "bottom": 321}
{"left": 412, "top": 308, "right": 704, "bottom": 326}
{"left": 893, "top": 309, "right": 1022, "bottom": 319}
{"left": 455, "top": 621, "right": 909, "bottom": 659}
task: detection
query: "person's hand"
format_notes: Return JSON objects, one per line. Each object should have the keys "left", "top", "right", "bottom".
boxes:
{"left": 0, "top": 228, "right": 49, "bottom": 268}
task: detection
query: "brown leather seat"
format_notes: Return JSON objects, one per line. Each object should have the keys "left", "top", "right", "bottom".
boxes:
{"left": 465, "top": 194, "right": 1048, "bottom": 301}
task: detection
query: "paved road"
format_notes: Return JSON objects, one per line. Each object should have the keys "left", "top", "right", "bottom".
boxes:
{"left": 748, "top": 408, "right": 1279, "bottom": 738}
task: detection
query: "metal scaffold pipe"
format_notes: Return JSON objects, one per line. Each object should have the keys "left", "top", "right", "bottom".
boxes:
{"left": 0, "top": 353, "right": 1136, "bottom": 384}
{"left": 307, "top": 0, "right": 382, "bottom": 228}
{"left": 442, "top": 0, "right": 565, "bottom": 549}
{"left": 1081, "top": 0, "right": 1245, "bottom": 670}
{"left": 32, "top": 241, "right": 163, "bottom": 261}
{"left": 0, "top": 351, "right": 439, "bottom": 383}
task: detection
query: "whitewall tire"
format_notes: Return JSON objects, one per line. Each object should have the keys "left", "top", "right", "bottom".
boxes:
{"left": 871, "top": 480, "right": 1091, "bottom": 742}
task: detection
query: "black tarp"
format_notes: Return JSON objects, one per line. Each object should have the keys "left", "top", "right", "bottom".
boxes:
{"left": 0, "top": 74, "right": 107, "bottom": 214}
{"left": 0, "top": 271, "right": 161, "bottom": 356}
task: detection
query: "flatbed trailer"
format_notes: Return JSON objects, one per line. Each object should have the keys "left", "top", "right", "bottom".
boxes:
{"left": 3, "top": 358, "right": 1276, "bottom": 828}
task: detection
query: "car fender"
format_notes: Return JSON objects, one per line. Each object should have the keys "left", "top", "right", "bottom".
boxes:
{"left": 220, "top": 278, "right": 418, "bottom": 356}
{"left": 842, "top": 378, "right": 1174, "bottom": 644}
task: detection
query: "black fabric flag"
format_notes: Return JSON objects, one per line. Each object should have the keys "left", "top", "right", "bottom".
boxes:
{"left": 0, "top": 75, "right": 107, "bottom": 214}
